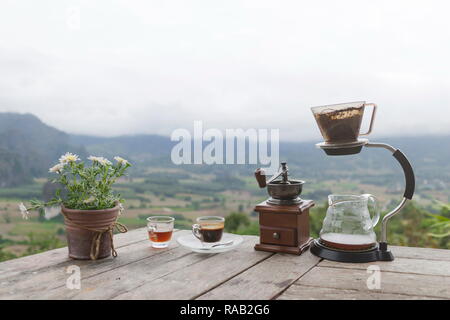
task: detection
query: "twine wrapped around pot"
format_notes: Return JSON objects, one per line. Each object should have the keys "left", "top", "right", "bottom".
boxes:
{"left": 62, "top": 204, "right": 128, "bottom": 260}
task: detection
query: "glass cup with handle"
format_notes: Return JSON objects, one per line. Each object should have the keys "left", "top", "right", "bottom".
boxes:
{"left": 192, "top": 216, "right": 225, "bottom": 244}
{"left": 147, "top": 216, "right": 175, "bottom": 248}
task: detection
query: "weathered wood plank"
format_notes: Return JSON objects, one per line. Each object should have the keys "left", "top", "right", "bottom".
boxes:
{"left": 41, "top": 246, "right": 209, "bottom": 300}
{"left": 41, "top": 234, "right": 262, "bottom": 300}
{"left": 114, "top": 236, "right": 271, "bottom": 300}
{"left": 0, "top": 229, "right": 183, "bottom": 299}
{"left": 296, "top": 266, "right": 450, "bottom": 299}
{"left": 278, "top": 285, "right": 441, "bottom": 300}
{"left": 391, "top": 245, "right": 450, "bottom": 261}
{"left": 197, "top": 250, "right": 321, "bottom": 300}
{"left": 9, "top": 232, "right": 256, "bottom": 300}
{"left": 319, "top": 257, "right": 450, "bottom": 277}
{"left": 2, "top": 229, "right": 450, "bottom": 301}
{"left": 0, "top": 227, "right": 151, "bottom": 280}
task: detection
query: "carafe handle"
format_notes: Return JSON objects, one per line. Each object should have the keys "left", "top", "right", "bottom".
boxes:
{"left": 360, "top": 103, "right": 377, "bottom": 136}
{"left": 363, "top": 194, "right": 380, "bottom": 227}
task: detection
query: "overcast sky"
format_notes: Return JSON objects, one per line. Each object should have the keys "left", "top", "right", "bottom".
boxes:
{"left": 0, "top": 0, "right": 449, "bottom": 141}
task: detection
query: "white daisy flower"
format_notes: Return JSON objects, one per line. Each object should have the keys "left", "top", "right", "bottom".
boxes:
{"left": 59, "top": 152, "right": 80, "bottom": 164}
{"left": 98, "top": 158, "right": 112, "bottom": 166}
{"left": 88, "top": 156, "right": 101, "bottom": 162}
{"left": 49, "top": 163, "right": 64, "bottom": 173}
{"left": 19, "top": 203, "right": 30, "bottom": 220}
{"left": 82, "top": 196, "right": 95, "bottom": 204}
{"left": 88, "top": 156, "right": 112, "bottom": 166}
{"left": 114, "top": 156, "right": 130, "bottom": 166}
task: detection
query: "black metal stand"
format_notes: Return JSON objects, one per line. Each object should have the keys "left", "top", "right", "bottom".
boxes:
{"left": 311, "top": 140, "right": 415, "bottom": 263}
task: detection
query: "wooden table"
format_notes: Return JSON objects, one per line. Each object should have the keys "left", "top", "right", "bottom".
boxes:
{"left": 1, "top": 229, "right": 449, "bottom": 300}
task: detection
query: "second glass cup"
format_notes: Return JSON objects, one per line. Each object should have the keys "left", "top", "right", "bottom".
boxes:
{"left": 192, "top": 216, "right": 225, "bottom": 243}
{"left": 147, "top": 216, "right": 175, "bottom": 248}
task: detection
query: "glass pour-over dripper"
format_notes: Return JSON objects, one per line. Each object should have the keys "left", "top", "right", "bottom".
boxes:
{"left": 311, "top": 101, "right": 377, "bottom": 144}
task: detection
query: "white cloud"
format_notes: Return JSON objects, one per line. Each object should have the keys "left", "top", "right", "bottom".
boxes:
{"left": 0, "top": 0, "right": 449, "bottom": 140}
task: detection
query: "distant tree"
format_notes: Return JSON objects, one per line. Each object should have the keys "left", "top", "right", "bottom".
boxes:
{"left": 225, "top": 213, "right": 250, "bottom": 233}
{"left": 139, "top": 202, "right": 147, "bottom": 209}
{"left": 191, "top": 201, "right": 200, "bottom": 210}
{"left": 309, "top": 202, "right": 328, "bottom": 238}
{"left": 0, "top": 248, "right": 17, "bottom": 262}
{"left": 3, "top": 211, "right": 11, "bottom": 224}
{"left": 234, "top": 222, "right": 260, "bottom": 236}
{"left": 133, "top": 186, "right": 146, "bottom": 194}
{"left": 428, "top": 204, "right": 450, "bottom": 246}
{"left": 24, "top": 232, "right": 65, "bottom": 256}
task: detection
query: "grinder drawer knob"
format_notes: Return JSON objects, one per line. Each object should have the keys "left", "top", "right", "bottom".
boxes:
{"left": 273, "top": 232, "right": 280, "bottom": 239}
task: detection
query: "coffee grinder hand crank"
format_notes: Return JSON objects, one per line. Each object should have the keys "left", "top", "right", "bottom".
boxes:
{"left": 255, "top": 162, "right": 290, "bottom": 186}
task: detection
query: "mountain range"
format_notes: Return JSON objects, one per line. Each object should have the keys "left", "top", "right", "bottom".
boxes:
{"left": 0, "top": 112, "right": 449, "bottom": 191}
{"left": 0, "top": 113, "right": 86, "bottom": 187}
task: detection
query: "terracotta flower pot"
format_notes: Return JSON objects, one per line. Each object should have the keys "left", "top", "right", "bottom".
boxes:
{"left": 61, "top": 204, "right": 121, "bottom": 260}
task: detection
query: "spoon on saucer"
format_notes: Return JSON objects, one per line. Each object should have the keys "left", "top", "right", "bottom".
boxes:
{"left": 199, "top": 240, "right": 234, "bottom": 250}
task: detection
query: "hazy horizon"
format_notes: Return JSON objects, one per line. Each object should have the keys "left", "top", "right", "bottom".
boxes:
{"left": 4, "top": 110, "right": 450, "bottom": 144}
{"left": 1, "top": 1, "right": 450, "bottom": 141}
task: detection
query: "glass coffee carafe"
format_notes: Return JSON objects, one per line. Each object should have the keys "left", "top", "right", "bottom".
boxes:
{"left": 311, "top": 101, "right": 377, "bottom": 144}
{"left": 319, "top": 194, "right": 380, "bottom": 250}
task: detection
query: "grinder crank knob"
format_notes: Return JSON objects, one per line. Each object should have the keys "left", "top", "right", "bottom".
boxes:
{"left": 255, "top": 168, "right": 267, "bottom": 188}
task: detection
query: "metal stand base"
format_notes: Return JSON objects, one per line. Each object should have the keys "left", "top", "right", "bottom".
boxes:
{"left": 310, "top": 239, "right": 395, "bottom": 263}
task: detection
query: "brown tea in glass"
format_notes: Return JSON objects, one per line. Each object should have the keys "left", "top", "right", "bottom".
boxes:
{"left": 147, "top": 216, "right": 175, "bottom": 248}
{"left": 149, "top": 230, "right": 173, "bottom": 243}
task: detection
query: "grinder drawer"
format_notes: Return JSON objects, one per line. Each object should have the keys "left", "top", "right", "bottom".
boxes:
{"left": 260, "top": 226, "right": 297, "bottom": 247}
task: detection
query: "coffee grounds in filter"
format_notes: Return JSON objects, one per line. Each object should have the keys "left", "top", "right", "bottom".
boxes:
{"left": 314, "top": 106, "right": 364, "bottom": 143}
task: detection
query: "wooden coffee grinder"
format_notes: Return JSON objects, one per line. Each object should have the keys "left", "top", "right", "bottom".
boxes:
{"left": 254, "top": 162, "right": 314, "bottom": 255}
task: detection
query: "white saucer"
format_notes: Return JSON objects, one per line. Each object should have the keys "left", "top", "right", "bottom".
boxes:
{"left": 177, "top": 233, "right": 244, "bottom": 254}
